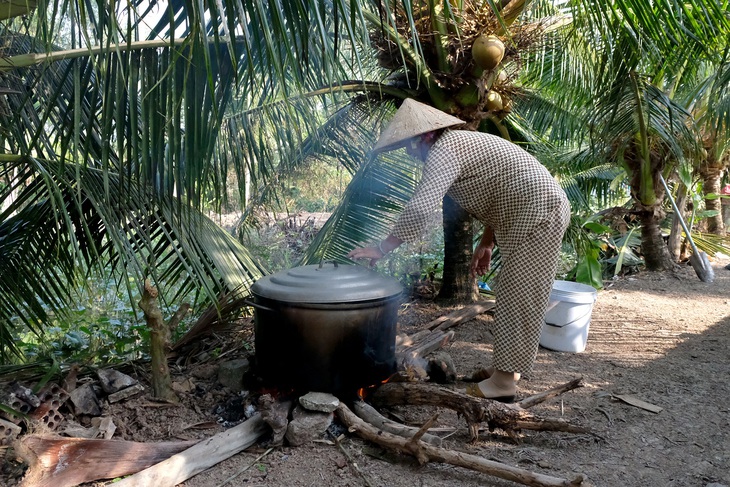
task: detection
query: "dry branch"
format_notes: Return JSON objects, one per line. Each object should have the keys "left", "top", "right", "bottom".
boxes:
{"left": 337, "top": 402, "right": 588, "bottom": 487}
{"left": 352, "top": 400, "right": 443, "bottom": 447}
{"left": 371, "top": 381, "right": 590, "bottom": 441}
{"left": 111, "top": 414, "right": 269, "bottom": 487}
{"left": 18, "top": 436, "right": 197, "bottom": 487}
{"left": 516, "top": 378, "right": 585, "bottom": 409}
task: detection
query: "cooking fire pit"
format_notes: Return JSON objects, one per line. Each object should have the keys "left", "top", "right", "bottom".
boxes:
{"left": 250, "top": 262, "right": 404, "bottom": 395}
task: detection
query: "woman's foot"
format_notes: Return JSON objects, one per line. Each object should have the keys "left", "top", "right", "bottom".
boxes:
{"left": 466, "top": 366, "right": 520, "bottom": 382}
{"left": 464, "top": 370, "right": 518, "bottom": 403}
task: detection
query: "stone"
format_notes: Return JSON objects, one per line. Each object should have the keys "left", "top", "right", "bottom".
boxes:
{"left": 191, "top": 363, "right": 219, "bottom": 380}
{"left": 91, "top": 416, "right": 117, "bottom": 439}
{"left": 298, "top": 392, "right": 339, "bottom": 413}
{"left": 108, "top": 383, "right": 145, "bottom": 403}
{"left": 172, "top": 377, "right": 196, "bottom": 393}
{"left": 285, "top": 405, "right": 333, "bottom": 446}
{"left": 61, "top": 420, "right": 99, "bottom": 439}
{"left": 218, "top": 358, "right": 250, "bottom": 392}
{"left": 97, "top": 368, "right": 138, "bottom": 394}
{"left": 69, "top": 383, "right": 101, "bottom": 416}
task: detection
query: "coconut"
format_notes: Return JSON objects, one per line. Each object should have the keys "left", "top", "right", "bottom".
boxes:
{"left": 486, "top": 91, "right": 503, "bottom": 111}
{"left": 472, "top": 35, "right": 505, "bottom": 70}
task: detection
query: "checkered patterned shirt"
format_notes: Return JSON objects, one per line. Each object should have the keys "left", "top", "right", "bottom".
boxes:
{"left": 392, "top": 130, "right": 567, "bottom": 253}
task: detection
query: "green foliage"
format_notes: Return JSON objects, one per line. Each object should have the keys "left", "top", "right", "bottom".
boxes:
{"left": 381, "top": 225, "right": 445, "bottom": 289}
{"left": 281, "top": 160, "right": 348, "bottom": 213}
{"left": 7, "top": 275, "right": 197, "bottom": 366}
{"left": 241, "top": 216, "right": 321, "bottom": 273}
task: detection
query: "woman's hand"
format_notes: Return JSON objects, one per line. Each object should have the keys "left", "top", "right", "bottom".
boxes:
{"left": 347, "top": 246, "right": 384, "bottom": 267}
{"left": 348, "top": 235, "right": 403, "bottom": 267}
{"left": 470, "top": 243, "right": 493, "bottom": 277}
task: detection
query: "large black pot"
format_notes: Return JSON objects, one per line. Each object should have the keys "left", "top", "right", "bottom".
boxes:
{"left": 251, "top": 262, "right": 403, "bottom": 395}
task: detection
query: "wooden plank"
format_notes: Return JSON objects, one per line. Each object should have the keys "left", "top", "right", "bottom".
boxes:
{"left": 614, "top": 394, "right": 663, "bottom": 413}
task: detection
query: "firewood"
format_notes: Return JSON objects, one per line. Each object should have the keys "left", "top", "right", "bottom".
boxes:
{"left": 111, "top": 414, "right": 268, "bottom": 487}
{"left": 258, "top": 394, "right": 292, "bottom": 446}
{"left": 352, "top": 400, "right": 443, "bottom": 447}
{"left": 17, "top": 435, "right": 198, "bottom": 487}
{"left": 398, "top": 330, "right": 455, "bottom": 359}
{"left": 426, "top": 301, "right": 495, "bottom": 332}
{"left": 396, "top": 302, "right": 494, "bottom": 363}
{"left": 370, "top": 381, "right": 591, "bottom": 441}
{"left": 336, "top": 401, "right": 589, "bottom": 487}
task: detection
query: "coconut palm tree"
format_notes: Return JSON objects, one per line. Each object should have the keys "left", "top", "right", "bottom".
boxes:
{"left": 685, "top": 57, "right": 730, "bottom": 235}
{"left": 520, "top": 0, "right": 729, "bottom": 271}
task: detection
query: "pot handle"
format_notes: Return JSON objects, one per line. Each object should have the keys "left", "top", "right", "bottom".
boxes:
{"left": 318, "top": 260, "right": 338, "bottom": 269}
{"left": 242, "top": 299, "right": 275, "bottom": 312}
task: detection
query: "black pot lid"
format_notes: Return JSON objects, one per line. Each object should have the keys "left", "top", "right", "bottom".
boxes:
{"left": 251, "top": 262, "right": 404, "bottom": 303}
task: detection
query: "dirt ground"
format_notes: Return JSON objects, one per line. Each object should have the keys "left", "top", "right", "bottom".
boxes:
{"left": 4, "top": 256, "right": 730, "bottom": 487}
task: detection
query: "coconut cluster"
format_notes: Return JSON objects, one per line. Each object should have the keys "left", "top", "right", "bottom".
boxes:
{"left": 370, "top": 0, "right": 547, "bottom": 123}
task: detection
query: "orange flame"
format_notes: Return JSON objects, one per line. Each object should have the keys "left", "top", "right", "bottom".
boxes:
{"left": 357, "top": 376, "right": 392, "bottom": 400}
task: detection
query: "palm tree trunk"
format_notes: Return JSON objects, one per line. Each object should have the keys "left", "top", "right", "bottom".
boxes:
{"left": 438, "top": 195, "right": 478, "bottom": 303}
{"left": 638, "top": 206, "right": 675, "bottom": 271}
{"left": 699, "top": 163, "right": 724, "bottom": 234}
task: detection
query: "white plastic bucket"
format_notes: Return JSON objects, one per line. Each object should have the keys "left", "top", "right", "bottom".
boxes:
{"left": 539, "top": 280, "right": 598, "bottom": 353}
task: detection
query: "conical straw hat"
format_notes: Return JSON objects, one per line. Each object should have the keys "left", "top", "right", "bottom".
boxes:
{"left": 373, "top": 99, "right": 465, "bottom": 152}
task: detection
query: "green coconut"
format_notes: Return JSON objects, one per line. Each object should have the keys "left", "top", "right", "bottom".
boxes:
{"left": 486, "top": 91, "right": 503, "bottom": 111}
{"left": 472, "top": 35, "right": 505, "bottom": 70}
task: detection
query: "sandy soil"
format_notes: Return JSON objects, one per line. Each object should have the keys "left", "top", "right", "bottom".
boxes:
{"left": 4, "top": 257, "right": 729, "bottom": 487}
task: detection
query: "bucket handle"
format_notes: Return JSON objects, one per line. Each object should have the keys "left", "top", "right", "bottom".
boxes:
{"left": 545, "top": 309, "right": 593, "bottom": 328}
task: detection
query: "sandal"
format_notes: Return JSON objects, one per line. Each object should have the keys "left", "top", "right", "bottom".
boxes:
{"left": 462, "top": 368, "right": 492, "bottom": 382}
{"left": 464, "top": 383, "right": 515, "bottom": 403}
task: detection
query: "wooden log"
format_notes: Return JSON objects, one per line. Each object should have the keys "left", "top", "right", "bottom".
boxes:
{"left": 337, "top": 402, "right": 588, "bottom": 487}
{"left": 399, "top": 330, "right": 455, "bottom": 359}
{"left": 112, "top": 414, "right": 268, "bottom": 487}
{"left": 18, "top": 436, "right": 198, "bottom": 487}
{"left": 428, "top": 301, "right": 495, "bottom": 333}
{"left": 371, "top": 382, "right": 591, "bottom": 441}
{"left": 352, "top": 400, "right": 443, "bottom": 447}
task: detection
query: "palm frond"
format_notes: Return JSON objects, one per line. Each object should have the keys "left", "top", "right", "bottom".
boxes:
{"left": 300, "top": 148, "right": 421, "bottom": 265}
{"left": 0, "top": 156, "right": 265, "bottom": 360}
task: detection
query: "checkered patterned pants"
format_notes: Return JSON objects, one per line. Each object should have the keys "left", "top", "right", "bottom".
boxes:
{"left": 492, "top": 198, "right": 571, "bottom": 374}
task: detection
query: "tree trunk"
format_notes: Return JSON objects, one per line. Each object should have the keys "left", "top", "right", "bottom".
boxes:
{"left": 637, "top": 206, "right": 675, "bottom": 271}
{"left": 138, "top": 280, "right": 179, "bottom": 403}
{"left": 438, "top": 195, "right": 477, "bottom": 303}
{"left": 699, "top": 163, "right": 724, "bottom": 234}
